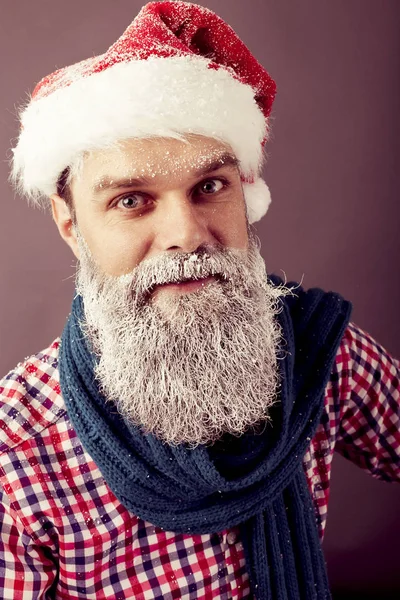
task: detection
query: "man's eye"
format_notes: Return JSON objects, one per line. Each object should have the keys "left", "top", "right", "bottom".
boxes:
{"left": 197, "top": 178, "right": 226, "bottom": 195}
{"left": 115, "top": 194, "right": 148, "bottom": 210}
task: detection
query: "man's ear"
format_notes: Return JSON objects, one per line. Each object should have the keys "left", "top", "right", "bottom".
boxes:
{"left": 50, "top": 194, "right": 80, "bottom": 260}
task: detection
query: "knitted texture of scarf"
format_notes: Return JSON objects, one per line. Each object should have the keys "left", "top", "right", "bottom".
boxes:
{"left": 59, "top": 275, "right": 352, "bottom": 599}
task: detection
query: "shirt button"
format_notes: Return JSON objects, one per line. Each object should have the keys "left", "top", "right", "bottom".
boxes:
{"left": 226, "top": 531, "right": 237, "bottom": 546}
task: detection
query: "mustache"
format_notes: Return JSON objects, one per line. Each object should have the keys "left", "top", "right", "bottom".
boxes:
{"left": 117, "top": 244, "right": 245, "bottom": 303}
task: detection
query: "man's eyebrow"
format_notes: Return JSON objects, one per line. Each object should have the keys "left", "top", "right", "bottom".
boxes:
{"left": 91, "top": 152, "right": 240, "bottom": 195}
{"left": 195, "top": 153, "right": 240, "bottom": 178}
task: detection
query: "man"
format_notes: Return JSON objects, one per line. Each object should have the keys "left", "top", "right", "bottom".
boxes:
{"left": 1, "top": 1, "right": 398, "bottom": 598}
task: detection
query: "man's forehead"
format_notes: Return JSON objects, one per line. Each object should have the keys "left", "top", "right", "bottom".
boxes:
{"left": 80, "top": 136, "right": 240, "bottom": 189}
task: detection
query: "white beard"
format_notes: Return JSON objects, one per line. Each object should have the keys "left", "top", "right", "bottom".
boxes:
{"left": 75, "top": 229, "right": 290, "bottom": 447}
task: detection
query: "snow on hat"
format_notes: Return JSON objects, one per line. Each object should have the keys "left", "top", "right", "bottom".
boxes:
{"left": 11, "top": 0, "right": 276, "bottom": 224}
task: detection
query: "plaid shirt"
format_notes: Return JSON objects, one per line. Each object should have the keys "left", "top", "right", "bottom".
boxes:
{"left": 0, "top": 322, "right": 399, "bottom": 599}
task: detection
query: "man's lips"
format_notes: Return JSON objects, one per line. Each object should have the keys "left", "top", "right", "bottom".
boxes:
{"left": 151, "top": 275, "right": 218, "bottom": 294}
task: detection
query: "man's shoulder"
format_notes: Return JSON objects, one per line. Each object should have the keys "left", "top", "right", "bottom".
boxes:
{"left": 0, "top": 339, "right": 67, "bottom": 455}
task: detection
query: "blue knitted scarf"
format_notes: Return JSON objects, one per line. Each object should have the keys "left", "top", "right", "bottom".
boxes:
{"left": 59, "top": 275, "right": 351, "bottom": 599}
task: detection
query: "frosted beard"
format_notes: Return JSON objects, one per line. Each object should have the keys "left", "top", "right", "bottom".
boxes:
{"left": 75, "top": 228, "right": 290, "bottom": 447}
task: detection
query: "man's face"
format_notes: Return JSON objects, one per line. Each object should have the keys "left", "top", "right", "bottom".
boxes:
{"left": 52, "top": 134, "right": 287, "bottom": 448}
{"left": 67, "top": 134, "right": 249, "bottom": 281}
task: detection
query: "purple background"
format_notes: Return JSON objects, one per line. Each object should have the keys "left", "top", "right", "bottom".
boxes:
{"left": 1, "top": 1, "right": 399, "bottom": 596}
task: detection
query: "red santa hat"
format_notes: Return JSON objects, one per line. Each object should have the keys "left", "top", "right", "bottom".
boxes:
{"left": 11, "top": 0, "right": 277, "bottom": 224}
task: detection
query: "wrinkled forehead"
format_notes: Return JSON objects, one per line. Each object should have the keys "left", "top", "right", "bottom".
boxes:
{"left": 75, "top": 134, "right": 239, "bottom": 188}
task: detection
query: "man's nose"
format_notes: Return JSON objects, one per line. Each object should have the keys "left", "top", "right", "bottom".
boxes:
{"left": 153, "top": 194, "right": 216, "bottom": 253}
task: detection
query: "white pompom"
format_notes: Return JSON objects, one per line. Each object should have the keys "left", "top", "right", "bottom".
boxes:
{"left": 242, "top": 178, "right": 272, "bottom": 224}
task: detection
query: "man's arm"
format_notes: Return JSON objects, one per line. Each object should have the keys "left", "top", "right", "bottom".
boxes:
{"left": 335, "top": 322, "right": 400, "bottom": 481}
{"left": 0, "top": 486, "right": 58, "bottom": 599}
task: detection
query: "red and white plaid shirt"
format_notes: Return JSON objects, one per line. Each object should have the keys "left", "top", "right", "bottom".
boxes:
{"left": 0, "top": 322, "right": 399, "bottom": 599}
